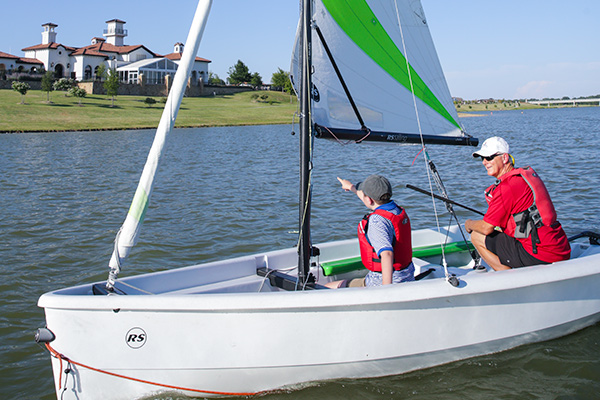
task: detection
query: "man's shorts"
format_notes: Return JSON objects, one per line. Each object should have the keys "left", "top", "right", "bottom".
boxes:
{"left": 485, "top": 231, "right": 548, "bottom": 268}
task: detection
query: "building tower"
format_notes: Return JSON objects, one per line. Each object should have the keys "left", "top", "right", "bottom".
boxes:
{"left": 103, "top": 19, "right": 127, "bottom": 46}
{"left": 41, "top": 23, "right": 58, "bottom": 44}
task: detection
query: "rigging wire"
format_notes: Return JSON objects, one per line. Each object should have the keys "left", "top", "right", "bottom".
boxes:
{"left": 393, "top": 0, "right": 455, "bottom": 285}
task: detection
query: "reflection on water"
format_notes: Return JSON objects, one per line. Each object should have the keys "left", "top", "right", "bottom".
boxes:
{"left": 0, "top": 107, "right": 599, "bottom": 399}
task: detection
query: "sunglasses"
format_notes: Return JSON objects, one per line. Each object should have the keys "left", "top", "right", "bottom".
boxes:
{"left": 480, "top": 153, "right": 501, "bottom": 162}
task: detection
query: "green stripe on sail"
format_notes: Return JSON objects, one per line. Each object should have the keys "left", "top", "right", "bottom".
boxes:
{"left": 321, "top": 0, "right": 461, "bottom": 130}
{"left": 128, "top": 186, "right": 149, "bottom": 223}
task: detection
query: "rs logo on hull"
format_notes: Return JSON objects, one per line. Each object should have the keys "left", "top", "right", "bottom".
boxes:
{"left": 126, "top": 327, "right": 147, "bottom": 349}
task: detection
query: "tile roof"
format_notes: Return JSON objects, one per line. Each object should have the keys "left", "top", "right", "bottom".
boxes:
{"left": 71, "top": 48, "right": 108, "bottom": 58}
{"left": 163, "top": 53, "right": 211, "bottom": 63}
{"left": 0, "top": 51, "right": 19, "bottom": 59}
{"left": 17, "top": 57, "right": 44, "bottom": 64}
{"left": 1, "top": 51, "right": 43, "bottom": 65}
{"left": 22, "top": 43, "right": 77, "bottom": 52}
{"left": 70, "top": 42, "right": 156, "bottom": 57}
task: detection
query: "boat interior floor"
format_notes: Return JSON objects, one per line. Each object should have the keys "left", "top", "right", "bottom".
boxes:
{"left": 88, "top": 240, "right": 598, "bottom": 296}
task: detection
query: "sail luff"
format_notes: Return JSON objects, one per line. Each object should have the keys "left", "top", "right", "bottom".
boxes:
{"left": 107, "top": 0, "right": 213, "bottom": 288}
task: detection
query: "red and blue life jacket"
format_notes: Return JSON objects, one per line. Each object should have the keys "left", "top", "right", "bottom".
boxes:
{"left": 357, "top": 208, "right": 412, "bottom": 272}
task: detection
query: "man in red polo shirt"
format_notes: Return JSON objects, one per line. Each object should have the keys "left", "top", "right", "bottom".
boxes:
{"left": 465, "top": 137, "right": 570, "bottom": 271}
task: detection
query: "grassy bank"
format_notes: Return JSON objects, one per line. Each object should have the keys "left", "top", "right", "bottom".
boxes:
{"left": 456, "top": 102, "right": 541, "bottom": 113}
{"left": 0, "top": 89, "right": 298, "bottom": 133}
{"left": 3, "top": 87, "right": 584, "bottom": 133}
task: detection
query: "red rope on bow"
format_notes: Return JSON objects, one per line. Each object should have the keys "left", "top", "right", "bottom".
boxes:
{"left": 45, "top": 342, "right": 260, "bottom": 397}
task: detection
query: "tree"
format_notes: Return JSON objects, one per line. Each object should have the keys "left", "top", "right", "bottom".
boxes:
{"left": 227, "top": 60, "right": 251, "bottom": 84}
{"left": 250, "top": 72, "right": 263, "bottom": 87}
{"left": 96, "top": 64, "right": 107, "bottom": 81}
{"left": 41, "top": 71, "right": 55, "bottom": 102}
{"left": 208, "top": 72, "right": 225, "bottom": 85}
{"left": 271, "top": 68, "right": 294, "bottom": 94}
{"left": 104, "top": 69, "right": 120, "bottom": 107}
{"left": 12, "top": 81, "right": 30, "bottom": 104}
{"left": 53, "top": 78, "right": 75, "bottom": 96}
{"left": 69, "top": 87, "right": 87, "bottom": 106}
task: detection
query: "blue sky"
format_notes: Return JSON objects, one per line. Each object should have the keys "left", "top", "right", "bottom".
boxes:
{"left": 1, "top": 0, "right": 598, "bottom": 100}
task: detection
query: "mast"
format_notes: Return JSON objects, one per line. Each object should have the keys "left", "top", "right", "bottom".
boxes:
{"left": 297, "top": 0, "right": 312, "bottom": 285}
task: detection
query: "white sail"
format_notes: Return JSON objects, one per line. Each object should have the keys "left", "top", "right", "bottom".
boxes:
{"left": 292, "top": 0, "right": 473, "bottom": 145}
{"left": 106, "top": 0, "right": 213, "bottom": 288}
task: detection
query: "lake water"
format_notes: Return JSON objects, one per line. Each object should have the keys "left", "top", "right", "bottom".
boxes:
{"left": 1, "top": 107, "right": 599, "bottom": 399}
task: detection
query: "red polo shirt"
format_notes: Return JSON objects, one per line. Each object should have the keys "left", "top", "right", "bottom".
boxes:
{"left": 484, "top": 174, "right": 570, "bottom": 263}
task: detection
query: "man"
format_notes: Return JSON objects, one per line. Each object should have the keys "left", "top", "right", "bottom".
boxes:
{"left": 465, "top": 136, "right": 570, "bottom": 271}
{"left": 327, "top": 175, "right": 413, "bottom": 287}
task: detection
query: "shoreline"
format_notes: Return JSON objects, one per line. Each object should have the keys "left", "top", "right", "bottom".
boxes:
{"left": 0, "top": 121, "right": 289, "bottom": 134}
{"left": 1, "top": 89, "right": 595, "bottom": 133}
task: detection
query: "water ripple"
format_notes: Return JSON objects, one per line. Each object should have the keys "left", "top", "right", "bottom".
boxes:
{"left": 1, "top": 108, "right": 599, "bottom": 399}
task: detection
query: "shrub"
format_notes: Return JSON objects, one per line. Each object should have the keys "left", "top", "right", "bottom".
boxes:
{"left": 12, "top": 81, "right": 30, "bottom": 104}
{"left": 69, "top": 87, "right": 87, "bottom": 106}
{"left": 144, "top": 97, "right": 157, "bottom": 107}
{"left": 53, "top": 78, "right": 75, "bottom": 95}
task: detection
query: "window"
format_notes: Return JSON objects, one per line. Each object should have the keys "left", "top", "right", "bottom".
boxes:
{"left": 84, "top": 65, "right": 92, "bottom": 80}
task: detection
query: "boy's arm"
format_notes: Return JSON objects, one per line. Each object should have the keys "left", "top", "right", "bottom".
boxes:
{"left": 380, "top": 250, "right": 394, "bottom": 285}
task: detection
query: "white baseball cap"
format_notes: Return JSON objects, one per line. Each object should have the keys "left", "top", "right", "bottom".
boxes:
{"left": 472, "top": 136, "right": 510, "bottom": 158}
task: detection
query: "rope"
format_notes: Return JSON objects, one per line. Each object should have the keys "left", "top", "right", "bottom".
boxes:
{"left": 116, "top": 280, "right": 155, "bottom": 295}
{"left": 393, "top": 1, "right": 452, "bottom": 283}
{"left": 45, "top": 342, "right": 261, "bottom": 397}
{"left": 322, "top": 125, "right": 371, "bottom": 145}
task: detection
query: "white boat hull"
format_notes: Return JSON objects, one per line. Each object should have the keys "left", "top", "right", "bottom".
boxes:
{"left": 38, "top": 226, "right": 600, "bottom": 399}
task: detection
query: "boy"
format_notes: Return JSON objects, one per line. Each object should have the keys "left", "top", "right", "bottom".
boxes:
{"left": 327, "top": 175, "right": 414, "bottom": 288}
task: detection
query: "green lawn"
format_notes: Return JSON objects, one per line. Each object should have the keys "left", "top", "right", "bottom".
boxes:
{"left": 2, "top": 86, "right": 570, "bottom": 133}
{"left": 0, "top": 89, "right": 298, "bottom": 133}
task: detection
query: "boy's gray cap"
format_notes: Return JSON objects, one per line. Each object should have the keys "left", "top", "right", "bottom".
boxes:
{"left": 356, "top": 175, "right": 392, "bottom": 202}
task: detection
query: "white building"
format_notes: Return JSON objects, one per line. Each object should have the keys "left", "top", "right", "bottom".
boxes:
{"left": 0, "top": 51, "right": 44, "bottom": 76}
{"left": 19, "top": 19, "right": 210, "bottom": 84}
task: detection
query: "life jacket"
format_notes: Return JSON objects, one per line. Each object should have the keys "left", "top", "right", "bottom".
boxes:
{"left": 357, "top": 207, "right": 412, "bottom": 272}
{"left": 485, "top": 166, "right": 559, "bottom": 254}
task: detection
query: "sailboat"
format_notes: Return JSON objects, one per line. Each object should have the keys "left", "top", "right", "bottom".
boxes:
{"left": 36, "top": 1, "right": 600, "bottom": 399}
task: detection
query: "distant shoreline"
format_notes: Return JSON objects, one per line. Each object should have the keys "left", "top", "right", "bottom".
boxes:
{"left": 0, "top": 89, "right": 298, "bottom": 134}
{"left": 1, "top": 88, "right": 597, "bottom": 133}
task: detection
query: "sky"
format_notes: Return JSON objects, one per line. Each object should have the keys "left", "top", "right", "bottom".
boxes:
{"left": 1, "top": 0, "right": 598, "bottom": 100}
